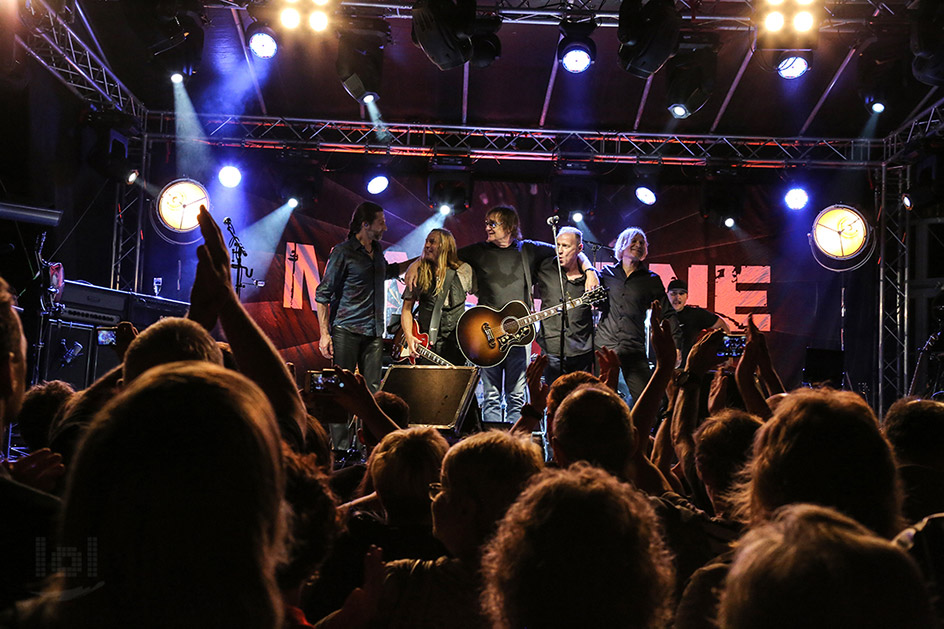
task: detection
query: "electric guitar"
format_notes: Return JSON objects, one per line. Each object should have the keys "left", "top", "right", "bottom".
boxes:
{"left": 392, "top": 319, "right": 454, "bottom": 367}
{"left": 456, "top": 285, "right": 608, "bottom": 368}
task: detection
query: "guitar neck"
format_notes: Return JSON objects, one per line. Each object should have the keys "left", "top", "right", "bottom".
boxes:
{"left": 515, "top": 297, "right": 586, "bottom": 328}
{"left": 416, "top": 344, "right": 453, "bottom": 367}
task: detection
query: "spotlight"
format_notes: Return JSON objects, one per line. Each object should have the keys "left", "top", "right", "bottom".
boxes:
{"left": 126, "top": 170, "right": 140, "bottom": 185}
{"left": 777, "top": 51, "right": 811, "bottom": 79}
{"left": 793, "top": 10, "right": 814, "bottom": 32}
{"left": 635, "top": 185, "right": 657, "bottom": 205}
{"left": 724, "top": 216, "right": 736, "bottom": 228}
{"left": 429, "top": 161, "right": 472, "bottom": 215}
{"left": 367, "top": 174, "right": 389, "bottom": 195}
{"left": 867, "top": 97, "right": 886, "bottom": 114}
{"left": 281, "top": 8, "right": 301, "bottom": 29}
{"left": 469, "top": 18, "right": 503, "bottom": 68}
{"left": 764, "top": 11, "right": 785, "bottom": 32}
{"left": 784, "top": 187, "right": 809, "bottom": 210}
{"left": 811, "top": 204, "right": 870, "bottom": 261}
{"left": 170, "top": 72, "right": 184, "bottom": 84}
{"left": 755, "top": 0, "right": 822, "bottom": 52}
{"left": 571, "top": 211, "right": 584, "bottom": 223}
{"left": 288, "top": 197, "right": 299, "bottom": 209}
{"left": 309, "top": 11, "right": 329, "bottom": 32}
{"left": 247, "top": 22, "right": 278, "bottom": 59}
{"left": 411, "top": 0, "right": 474, "bottom": 70}
{"left": 901, "top": 192, "right": 913, "bottom": 211}
{"left": 666, "top": 46, "right": 716, "bottom": 120}
{"left": 336, "top": 20, "right": 388, "bottom": 104}
{"left": 218, "top": 166, "right": 242, "bottom": 188}
{"left": 617, "top": 0, "right": 681, "bottom": 78}
{"left": 558, "top": 20, "right": 596, "bottom": 74}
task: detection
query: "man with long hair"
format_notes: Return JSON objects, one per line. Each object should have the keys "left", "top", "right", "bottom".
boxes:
{"left": 315, "top": 202, "right": 412, "bottom": 393}
{"left": 400, "top": 228, "right": 473, "bottom": 366}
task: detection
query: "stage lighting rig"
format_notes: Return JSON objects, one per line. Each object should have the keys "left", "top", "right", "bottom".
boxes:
{"left": 336, "top": 19, "right": 390, "bottom": 104}
{"left": 246, "top": 21, "right": 278, "bottom": 59}
{"left": 616, "top": 0, "right": 681, "bottom": 79}
{"left": 666, "top": 45, "right": 716, "bottom": 119}
{"left": 428, "top": 156, "right": 472, "bottom": 215}
{"left": 754, "top": 0, "right": 822, "bottom": 52}
{"left": 412, "top": 0, "right": 476, "bottom": 70}
{"left": 558, "top": 19, "right": 596, "bottom": 74}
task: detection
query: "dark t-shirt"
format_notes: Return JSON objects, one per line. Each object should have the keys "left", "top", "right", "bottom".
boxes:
{"left": 536, "top": 259, "right": 595, "bottom": 356}
{"left": 457, "top": 240, "right": 555, "bottom": 309}
{"left": 677, "top": 305, "right": 721, "bottom": 361}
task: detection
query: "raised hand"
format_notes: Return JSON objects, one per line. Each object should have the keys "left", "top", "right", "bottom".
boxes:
{"left": 4, "top": 448, "right": 65, "bottom": 493}
{"left": 189, "top": 206, "right": 234, "bottom": 330}
{"left": 596, "top": 346, "right": 621, "bottom": 392}
{"left": 648, "top": 300, "right": 677, "bottom": 371}
{"left": 686, "top": 328, "right": 726, "bottom": 375}
{"left": 526, "top": 354, "right": 550, "bottom": 412}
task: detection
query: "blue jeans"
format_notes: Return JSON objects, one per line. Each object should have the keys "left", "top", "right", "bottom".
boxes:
{"left": 481, "top": 345, "right": 528, "bottom": 423}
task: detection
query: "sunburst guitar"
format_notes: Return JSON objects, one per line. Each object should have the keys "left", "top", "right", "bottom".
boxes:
{"left": 392, "top": 319, "right": 454, "bottom": 367}
{"left": 456, "top": 286, "right": 607, "bottom": 368}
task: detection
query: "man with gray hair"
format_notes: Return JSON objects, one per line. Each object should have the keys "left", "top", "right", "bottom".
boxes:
{"left": 596, "top": 226, "right": 680, "bottom": 406}
{"left": 536, "top": 225, "right": 599, "bottom": 384}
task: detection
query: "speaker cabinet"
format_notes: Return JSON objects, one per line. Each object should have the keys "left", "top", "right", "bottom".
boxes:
{"left": 379, "top": 365, "right": 480, "bottom": 432}
{"left": 41, "top": 320, "right": 94, "bottom": 389}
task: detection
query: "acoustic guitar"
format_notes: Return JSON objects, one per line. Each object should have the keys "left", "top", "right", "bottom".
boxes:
{"left": 456, "top": 286, "right": 608, "bottom": 367}
{"left": 392, "top": 319, "right": 454, "bottom": 367}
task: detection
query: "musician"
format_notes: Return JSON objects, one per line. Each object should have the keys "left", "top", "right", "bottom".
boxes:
{"left": 455, "top": 206, "right": 598, "bottom": 424}
{"left": 400, "top": 228, "right": 473, "bottom": 366}
{"left": 536, "top": 226, "right": 597, "bottom": 383}
{"left": 596, "top": 227, "right": 681, "bottom": 406}
{"left": 666, "top": 278, "right": 729, "bottom": 365}
{"left": 315, "top": 202, "right": 411, "bottom": 393}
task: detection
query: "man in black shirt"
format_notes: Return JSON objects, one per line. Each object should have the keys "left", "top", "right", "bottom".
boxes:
{"left": 596, "top": 227, "right": 681, "bottom": 406}
{"left": 667, "top": 278, "right": 729, "bottom": 366}
{"left": 536, "top": 226, "right": 597, "bottom": 384}
{"left": 315, "top": 202, "right": 410, "bottom": 393}
{"left": 446, "top": 207, "right": 598, "bottom": 424}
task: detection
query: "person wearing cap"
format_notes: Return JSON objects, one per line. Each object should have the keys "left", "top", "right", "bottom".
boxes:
{"left": 667, "top": 278, "right": 729, "bottom": 365}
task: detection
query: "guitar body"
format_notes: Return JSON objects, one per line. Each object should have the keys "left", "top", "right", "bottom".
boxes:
{"left": 393, "top": 320, "right": 453, "bottom": 367}
{"left": 456, "top": 301, "right": 535, "bottom": 368}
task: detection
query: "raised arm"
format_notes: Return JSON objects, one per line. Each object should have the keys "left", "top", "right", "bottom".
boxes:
{"left": 735, "top": 315, "right": 773, "bottom": 419}
{"left": 193, "top": 206, "right": 307, "bottom": 449}
{"left": 630, "top": 301, "right": 676, "bottom": 441}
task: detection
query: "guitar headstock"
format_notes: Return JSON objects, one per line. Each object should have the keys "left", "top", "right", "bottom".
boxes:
{"left": 579, "top": 285, "right": 608, "bottom": 306}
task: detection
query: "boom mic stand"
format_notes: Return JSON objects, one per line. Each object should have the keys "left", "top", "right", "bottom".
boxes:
{"left": 224, "top": 218, "right": 255, "bottom": 298}
{"left": 548, "top": 215, "right": 568, "bottom": 375}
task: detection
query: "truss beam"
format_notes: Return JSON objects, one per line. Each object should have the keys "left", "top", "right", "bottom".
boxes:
{"left": 877, "top": 165, "right": 909, "bottom": 412}
{"left": 144, "top": 112, "right": 881, "bottom": 168}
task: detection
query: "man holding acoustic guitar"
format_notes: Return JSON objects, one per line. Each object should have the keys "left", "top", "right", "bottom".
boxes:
{"left": 407, "top": 206, "right": 600, "bottom": 425}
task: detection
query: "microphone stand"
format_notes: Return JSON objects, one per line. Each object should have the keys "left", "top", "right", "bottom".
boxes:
{"left": 225, "top": 219, "right": 254, "bottom": 298}
{"left": 550, "top": 218, "right": 568, "bottom": 376}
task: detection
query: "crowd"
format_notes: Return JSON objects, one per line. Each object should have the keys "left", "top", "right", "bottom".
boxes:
{"left": 1, "top": 204, "right": 943, "bottom": 628}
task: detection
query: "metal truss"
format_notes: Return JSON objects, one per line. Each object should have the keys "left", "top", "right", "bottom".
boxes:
{"left": 144, "top": 112, "right": 881, "bottom": 168}
{"left": 110, "top": 138, "right": 147, "bottom": 293}
{"left": 15, "top": 0, "right": 146, "bottom": 120}
{"left": 884, "top": 96, "right": 944, "bottom": 166}
{"left": 877, "top": 164, "right": 909, "bottom": 413}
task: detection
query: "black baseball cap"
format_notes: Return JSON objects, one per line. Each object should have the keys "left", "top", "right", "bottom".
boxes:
{"left": 667, "top": 279, "right": 687, "bottom": 292}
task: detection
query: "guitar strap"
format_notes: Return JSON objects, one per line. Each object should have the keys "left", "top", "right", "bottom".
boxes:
{"left": 428, "top": 268, "right": 456, "bottom": 346}
{"left": 519, "top": 243, "right": 534, "bottom": 310}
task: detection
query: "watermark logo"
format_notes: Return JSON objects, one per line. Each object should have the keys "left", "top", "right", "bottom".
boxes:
{"left": 33, "top": 537, "right": 105, "bottom": 600}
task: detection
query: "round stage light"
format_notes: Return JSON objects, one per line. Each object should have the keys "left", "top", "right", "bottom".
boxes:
{"left": 288, "top": 197, "right": 299, "bottom": 209}
{"left": 571, "top": 211, "right": 584, "bottom": 223}
{"left": 170, "top": 72, "right": 184, "bottom": 84}
{"left": 764, "top": 11, "right": 785, "bottom": 32}
{"left": 363, "top": 93, "right": 376, "bottom": 104}
{"left": 280, "top": 8, "right": 301, "bottom": 29}
{"left": 367, "top": 175, "right": 389, "bottom": 195}
{"left": 669, "top": 104, "right": 690, "bottom": 119}
{"left": 723, "top": 217, "right": 736, "bottom": 228}
{"left": 218, "top": 166, "right": 242, "bottom": 188}
{"left": 871, "top": 101, "right": 886, "bottom": 114}
{"left": 126, "top": 170, "right": 139, "bottom": 185}
{"left": 309, "top": 10, "right": 329, "bottom": 32}
{"left": 157, "top": 179, "right": 208, "bottom": 233}
{"left": 793, "top": 11, "right": 814, "bottom": 32}
{"left": 438, "top": 204, "right": 452, "bottom": 216}
{"left": 811, "top": 204, "right": 869, "bottom": 260}
{"left": 560, "top": 46, "right": 593, "bottom": 74}
{"left": 785, "top": 187, "right": 809, "bottom": 210}
{"left": 902, "top": 193, "right": 913, "bottom": 211}
{"left": 777, "top": 54, "right": 810, "bottom": 79}
{"left": 248, "top": 29, "right": 278, "bottom": 59}
{"left": 635, "top": 186, "right": 657, "bottom": 205}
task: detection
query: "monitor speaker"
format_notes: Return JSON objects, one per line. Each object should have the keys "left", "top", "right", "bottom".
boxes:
{"left": 379, "top": 365, "right": 480, "bottom": 432}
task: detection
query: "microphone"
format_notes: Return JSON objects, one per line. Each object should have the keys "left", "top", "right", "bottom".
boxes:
{"left": 223, "top": 217, "right": 232, "bottom": 225}
{"left": 547, "top": 215, "right": 560, "bottom": 226}
{"left": 59, "top": 340, "right": 83, "bottom": 368}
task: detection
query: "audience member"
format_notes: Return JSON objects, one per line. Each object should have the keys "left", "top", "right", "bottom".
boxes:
{"left": 278, "top": 449, "right": 341, "bottom": 629}
{"left": 481, "top": 464, "right": 675, "bottom": 629}
{"left": 693, "top": 409, "right": 763, "bottom": 520}
{"left": 14, "top": 380, "right": 74, "bottom": 452}
{"left": 882, "top": 397, "right": 944, "bottom": 523}
{"left": 0, "top": 277, "right": 61, "bottom": 609}
{"left": 552, "top": 385, "right": 636, "bottom": 481}
{"left": 719, "top": 503, "right": 936, "bottom": 629}
{"left": 12, "top": 362, "right": 286, "bottom": 628}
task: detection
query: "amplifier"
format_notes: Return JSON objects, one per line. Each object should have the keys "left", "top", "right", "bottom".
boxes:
{"left": 379, "top": 365, "right": 480, "bottom": 432}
